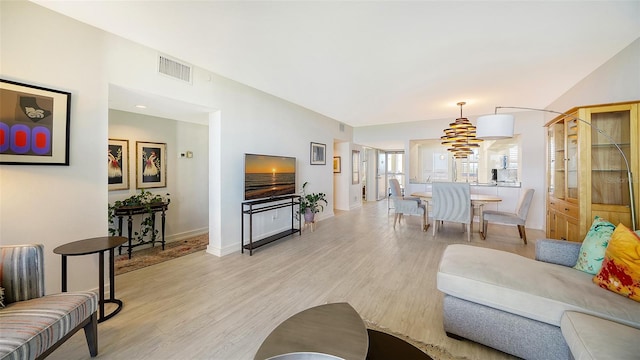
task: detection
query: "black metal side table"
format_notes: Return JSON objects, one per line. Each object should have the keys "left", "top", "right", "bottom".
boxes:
{"left": 54, "top": 236, "right": 127, "bottom": 323}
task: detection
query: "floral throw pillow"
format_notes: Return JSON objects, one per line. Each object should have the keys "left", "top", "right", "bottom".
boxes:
{"left": 573, "top": 216, "right": 616, "bottom": 274}
{"left": 593, "top": 223, "right": 640, "bottom": 302}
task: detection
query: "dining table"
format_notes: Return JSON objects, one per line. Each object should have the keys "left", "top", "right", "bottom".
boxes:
{"left": 410, "top": 191, "right": 502, "bottom": 235}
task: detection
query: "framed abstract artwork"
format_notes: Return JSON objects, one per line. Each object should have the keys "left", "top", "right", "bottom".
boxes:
{"left": 108, "top": 139, "right": 129, "bottom": 191}
{"left": 333, "top": 156, "right": 341, "bottom": 173}
{"left": 0, "top": 79, "right": 71, "bottom": 165}
{"left": 310, "top": 142, "right": 326, "bottom": 165}
{"left": 136, "top": 141, "right": 167, "bottom": 189}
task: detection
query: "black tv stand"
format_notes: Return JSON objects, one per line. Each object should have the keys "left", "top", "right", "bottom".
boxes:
{"left": 241, "top": 195, "right": 301, "bottom": 255}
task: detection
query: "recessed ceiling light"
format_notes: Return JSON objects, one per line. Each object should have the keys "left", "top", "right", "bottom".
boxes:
{"left": 135, "top": 105, "right": 147, "bottom": 109}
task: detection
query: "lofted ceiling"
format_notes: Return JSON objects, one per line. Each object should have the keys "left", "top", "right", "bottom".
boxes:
{"left": 33, "top": 1, "right": 640, "bottom": 127}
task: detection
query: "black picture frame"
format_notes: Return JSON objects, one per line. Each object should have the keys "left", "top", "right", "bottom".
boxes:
{"left": 310, "top": 142, "right": 326, "bottom": 165}
{"left": 0, "top": 79, "right": 71, "bottom": 165}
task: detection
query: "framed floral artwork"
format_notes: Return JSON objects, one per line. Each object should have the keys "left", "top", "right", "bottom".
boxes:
{"left": 108, "top": 139, "right": 129, "bottom": 191}
{"left": 136, "top": 141, "right": 167, "bottom": 189}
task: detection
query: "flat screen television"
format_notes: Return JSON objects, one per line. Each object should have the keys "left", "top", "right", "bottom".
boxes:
{"left": 244, "top": 153, "right": 296, "bottom": 201}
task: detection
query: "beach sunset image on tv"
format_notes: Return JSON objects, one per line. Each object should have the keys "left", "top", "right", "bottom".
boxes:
{"left": 244, "top": 154, "right": 296, "bottom": 200}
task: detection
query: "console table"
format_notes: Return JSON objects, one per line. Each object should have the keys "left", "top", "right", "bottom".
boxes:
{"left": 242, "top": 195, "right": 301, "bottom": 255}
{"left": 113, "top": 202, "right": 169, "bottom": 259}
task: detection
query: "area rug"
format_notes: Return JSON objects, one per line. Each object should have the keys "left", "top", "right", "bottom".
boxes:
{"left": 363, "top": 320, "right": 468, "bottom": 360}
{"left": 114, "top": 233, "right": 208, "bottom": 275}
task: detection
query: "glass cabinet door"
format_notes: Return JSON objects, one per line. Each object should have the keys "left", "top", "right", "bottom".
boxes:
{"left": 548, "top": 121, "right": 565, "bottom": 200}
{"left": 588, "top": 106, "right": 632, "bottom": 207}
{"left": 565, "top": 117, "right": 579, "bottom": 202}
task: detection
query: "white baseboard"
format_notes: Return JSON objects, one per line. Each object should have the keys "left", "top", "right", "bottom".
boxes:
{"left": 165, "top": 228, "right": 208, "bottom": 243}
{"left": 206, "top": 243, "right": 237, "bottom": 257}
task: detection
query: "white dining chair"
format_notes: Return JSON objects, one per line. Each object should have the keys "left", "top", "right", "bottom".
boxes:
{"left": 389, "top": 179, "right": 428, "bottom": 231}
{"left": 481, "top": 188, "right": 535, "bottom": 244}
{"left": 432, "top": 182, "right": 473, "bottom": 242}
{"left": 391, "top": 197, "right": 428, "bottom": 231}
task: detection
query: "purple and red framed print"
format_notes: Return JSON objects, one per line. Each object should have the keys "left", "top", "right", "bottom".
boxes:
{"left": 0, "top": 79, "right": 71, "bottom": 165}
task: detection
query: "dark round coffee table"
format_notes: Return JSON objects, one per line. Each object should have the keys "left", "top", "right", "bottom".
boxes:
{"left": 366, "top": 329, "right": 432, "bottom": 360}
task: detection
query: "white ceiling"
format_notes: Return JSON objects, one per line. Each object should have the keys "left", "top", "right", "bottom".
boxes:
{"left": 34, "top": 1, "right": 640, "bottom": 127}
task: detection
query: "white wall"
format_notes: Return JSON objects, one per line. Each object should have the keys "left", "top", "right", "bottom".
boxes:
{"left": 108, "top": 110, "right": 209, "bottom": 240}
{"left": 210, "top": 78, "right": 352, "bottom": 255}
{"left": 548, "top": 38, "right": 640, "bottom": 116}
{"left": 353, "top": 112, "right": 547, "bottom": 230}
{"left": 0, "top": 1, "right": 352, "bottom": 293}
{"left": 1, "top": 1, "right": 109, "bottom": 293}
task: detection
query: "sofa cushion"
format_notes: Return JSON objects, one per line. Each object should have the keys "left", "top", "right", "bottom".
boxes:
{"left": 0, "top": 291, "right": 97, "bottom": 360}
{"left": 573, "top": 216, "right": 615, "bottom": 275}
{"left": 437, "top": 244, "right": 640, "bottom": 329}
{"left": 593, "top": 223, "right": 640, "bottom": 302}
{"left": 561, "top": 311, "right": 640, "bottom": 360}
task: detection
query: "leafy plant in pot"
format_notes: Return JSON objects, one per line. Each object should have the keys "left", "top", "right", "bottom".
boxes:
{"left": 299, "top": 181, "right": 327, "bottom": 223}
{"left": 108, "top": 189, "right": 170, "bottom": 242}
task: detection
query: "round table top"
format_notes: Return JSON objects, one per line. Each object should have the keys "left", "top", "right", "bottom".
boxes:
{"left": 53, "top": 236, "right": 127, "bottom": 256}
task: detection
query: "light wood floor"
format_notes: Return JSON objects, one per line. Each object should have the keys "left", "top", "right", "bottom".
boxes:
{"left": 49, "top": 200, "right": 541, "bottom": 360}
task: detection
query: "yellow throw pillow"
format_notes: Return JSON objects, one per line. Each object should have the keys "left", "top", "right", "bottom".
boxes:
{"left": 593, "top": 223, "right": 640, "bottom": 302}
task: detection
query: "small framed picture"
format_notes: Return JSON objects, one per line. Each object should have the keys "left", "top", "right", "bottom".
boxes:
{"left": 136, "top": 141, "right": 167, "bottom": 189}
{"left": 310, "top": 142, "right": 326, "bottom": 165}
{"left": 108, "top": 139, "right": 129, "bottom": 191}
{"left": 0, "top": 79, "right": 71, "bottom": 165}
{"left": 352, "top": 150, "right": 360, "bottom": 184}
{"left": 333, "top": 156, "right": 341, "bottom": 173}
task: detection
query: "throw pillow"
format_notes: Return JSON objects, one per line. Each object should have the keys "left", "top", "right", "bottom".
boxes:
{"left": 573, "top": 216, "right": 616, "bottom": 274}
{"left": 593, "top": 223, "right": 640, "bottom": 302}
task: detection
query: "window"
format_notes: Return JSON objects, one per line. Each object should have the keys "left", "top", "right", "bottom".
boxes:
{"left": 409, "top": 135, "right": 521, "bottom": 184}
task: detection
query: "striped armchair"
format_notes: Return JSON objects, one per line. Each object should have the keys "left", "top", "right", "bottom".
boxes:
{"left": 0, "top": 244, "right": 98, "bottom": 360}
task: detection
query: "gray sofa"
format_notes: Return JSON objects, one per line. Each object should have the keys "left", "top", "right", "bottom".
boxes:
{"left": 437, "top": 240, "right": 640, "bottom": 360}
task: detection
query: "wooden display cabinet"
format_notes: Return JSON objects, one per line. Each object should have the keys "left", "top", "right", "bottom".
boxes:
{"left": 545, "top": 101, "right": 639, "bottom": 242}
{"left": 546, "top": 112, "right": 580, "bottom": 241}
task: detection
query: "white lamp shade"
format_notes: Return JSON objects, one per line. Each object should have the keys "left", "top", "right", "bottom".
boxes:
{"left": 476, "top": 114, "right": 515, "bottom": 139}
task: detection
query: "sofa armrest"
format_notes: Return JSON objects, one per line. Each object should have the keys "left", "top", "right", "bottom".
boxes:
{"left": 535, "top": 239, "right": 581, "bottom": 267}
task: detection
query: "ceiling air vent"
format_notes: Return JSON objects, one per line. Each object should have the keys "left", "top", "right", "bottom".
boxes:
{"left": 158, "top": 55, "right": 192, "bottom": 83}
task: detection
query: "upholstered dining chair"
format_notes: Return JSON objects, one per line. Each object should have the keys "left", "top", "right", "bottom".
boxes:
{"left": 481, "top": 188, "right": 535, "bottom": 244}
{"left": 389, "top": 179, "right": 428, "bottom": 231}
{"left": 432, "top": 182, "right": 473, "bottom": 242}
{"left": 388, "top": 179, "right": 421, "bottom": 212}
{"left": 391, "top": 197, "right": 428, "bottom": 231}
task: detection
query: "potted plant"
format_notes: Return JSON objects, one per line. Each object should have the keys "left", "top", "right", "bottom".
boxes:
{"left": 298, "top": 181, "right": 327, "bottom": 223}
{"left": 108, "top": 189, "right": 170, "bottom": 241}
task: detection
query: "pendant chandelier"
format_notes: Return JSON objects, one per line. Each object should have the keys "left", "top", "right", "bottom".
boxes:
{"left": 440, "top": 102, "right": 482, "bottom": 159}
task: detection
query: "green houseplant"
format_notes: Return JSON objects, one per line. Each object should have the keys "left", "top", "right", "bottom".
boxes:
{"left": 299, "top": 181, "right": 327, "bottom": 222}
{"left": 108, "top": 189, "right": 170, "bottom": 242}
